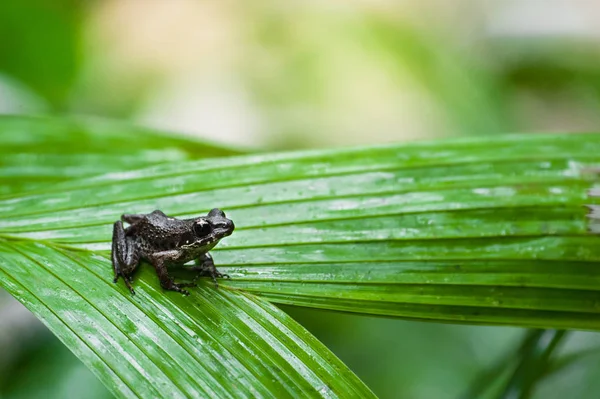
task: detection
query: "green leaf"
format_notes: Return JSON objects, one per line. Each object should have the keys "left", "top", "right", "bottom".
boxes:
{"left": 2, "top": 132, "right": 600, "bottom": 331}
{"left": 1, "top": 117, "right": 374, "bottom": 397}
{"left": 0, "top": 242, "right": 373, "bottom": 398}
{"left": 498, "top": 329, "right": 566, "bottom": 399}
{"left": 2, "top": 128, "right": 600, "bottom": 396}
{"left": 0, "top": 115, "right": 243, "bottom": 195}
{"left": 461, "top": 329, "right": 568, "bottom": 399}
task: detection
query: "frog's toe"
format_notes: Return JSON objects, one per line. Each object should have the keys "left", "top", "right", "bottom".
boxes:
{"left": 214, "top": 271, "right": 229, "bottom": 279}
{"left": 178, "top": 282, "right": 196, "bottom": 288}
{"left": 211, "top": 271, "right": 230, "bottom": 288}
{"left": 171, "top": 282, "right": 194, "bottom": 295}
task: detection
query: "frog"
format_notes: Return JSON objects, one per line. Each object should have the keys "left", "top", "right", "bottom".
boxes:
{"left": 111, "top": 208, "right": 235, "bottom": 295}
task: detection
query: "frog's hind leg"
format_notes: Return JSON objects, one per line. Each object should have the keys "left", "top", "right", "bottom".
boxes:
{"left": 111, "top": 220, "right": 140, "bottom": 295}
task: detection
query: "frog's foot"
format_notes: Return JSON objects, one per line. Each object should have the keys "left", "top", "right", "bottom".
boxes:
{"left": 163, "top": 280, "right": 196, "bottom": 296}
{"left": 113, "top": 274, "right": 136, "bottom": 295}
{"left": 213, "top": 270, "right": 230, "bottom": 281}
{"left": 211, "top": 271, "right": 230, "bottom": 289}
{"left": 149, "top": 252, "right": 197, "bottom": 296}
{"left": 123, "top": 276, "right": 136, "bottom": 295}
{"left": 191, "top": 253, "right": 230, "bottom": 288}
{"left": 191, "top": 268, "right": 230, "bottom": 288}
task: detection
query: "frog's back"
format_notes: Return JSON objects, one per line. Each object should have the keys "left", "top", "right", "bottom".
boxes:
{"left": 144, "top": 209, "right": 169, "bottom": 226}
{"left": 141, "top": 210, "right": 184, "bottom": 232}
{"left": 136, "top": 210, "right": 194, "bottom": 252}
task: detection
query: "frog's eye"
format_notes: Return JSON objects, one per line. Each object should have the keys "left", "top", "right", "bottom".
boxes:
{"left": 193, "top": 220, "right": 212, "bottom": 237}
{"left": 208, "top": 208, "right": 226, "bottom": 218}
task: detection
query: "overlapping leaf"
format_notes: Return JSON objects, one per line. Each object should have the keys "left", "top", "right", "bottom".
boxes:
{"left": 3, "top": 130, "right": 600, "bottom": 397}
{"left": 0, "top": 115, "right": 242, "bottom": 195}
{"left": 2, "top": 133, "right": 600, "bottom": 331}
{"left": 0, "top": 117, "right": 375, "bottom": 398}
{"left": 0, "top": 240, "right": 371, "bottom": 398}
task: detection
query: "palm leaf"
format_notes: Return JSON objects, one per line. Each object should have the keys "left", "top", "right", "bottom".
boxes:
{"left": 2, "top": 125, "right": 600, "bottom": 396}
{"left": 0, "top": 115, "right": 243, "bottom": 195}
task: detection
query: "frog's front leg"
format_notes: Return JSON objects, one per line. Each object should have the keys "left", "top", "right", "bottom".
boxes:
{"left": 148, "top": 250, "right": 196, "bottom": 296}
{"left": 190, "top": 253, "right": 230, "bottom": 288}
{"left": 111, "top": 221, "right": 140, "bottom": 295}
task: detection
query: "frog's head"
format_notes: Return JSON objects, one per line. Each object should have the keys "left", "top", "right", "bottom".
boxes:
{"left": 191, "top": 208, "right": 235, "bottom": 246}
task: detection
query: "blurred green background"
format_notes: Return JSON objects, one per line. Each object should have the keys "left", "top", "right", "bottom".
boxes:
{"left": 2, "top": 1, "right": 600, "bottom": 398}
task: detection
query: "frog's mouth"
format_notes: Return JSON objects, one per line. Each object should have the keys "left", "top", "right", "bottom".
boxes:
{"left": 216, "top": 220, "right": 235, "bottom": 237}
{"left": 214, "top": 231, "right": 233, "bottom": 240}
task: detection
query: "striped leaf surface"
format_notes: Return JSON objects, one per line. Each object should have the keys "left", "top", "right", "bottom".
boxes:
{"left": 2, "top": 130, "right": 600, "bottom": 397}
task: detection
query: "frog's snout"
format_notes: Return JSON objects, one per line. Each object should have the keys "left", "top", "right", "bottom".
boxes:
{"left": 226, "top": 219, "right": 235, "bottom": 235}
